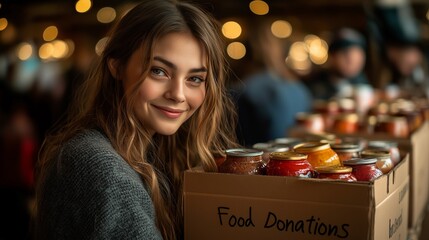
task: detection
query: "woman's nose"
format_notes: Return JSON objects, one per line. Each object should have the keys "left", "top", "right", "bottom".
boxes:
{"left": 165, "top": 78, "right": 186, "bottom": 103}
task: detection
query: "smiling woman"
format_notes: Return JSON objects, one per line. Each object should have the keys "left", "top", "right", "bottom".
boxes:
{"left": 34, "top": 0, "right": 238, "bottom": 239}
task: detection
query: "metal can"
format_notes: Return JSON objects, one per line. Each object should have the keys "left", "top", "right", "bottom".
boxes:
{"left": 293, "top": 142, "right": 341, "bottom": 168}
{"left": 361, "top": 149, "right": 393, "bottom": 174}
{"left": 266, "top": 151, "right": 313, "bottom": 178}
{"left": 315, "top": 166, "right": 357, "bottom": 182}
{"left": 218, "top": 148, "right": 266, "bottom": 175}
{"left": 330, "top": 143, "right": 361, "bottom": 163}
{"left": 343, "top": 157, "right": 383, "bottom": 181}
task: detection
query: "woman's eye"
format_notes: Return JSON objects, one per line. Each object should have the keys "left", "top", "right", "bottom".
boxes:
{"left": 188, "top": 76, "right": 205, "bottom": 86}
{"left": 151, "top": 68, "right": 167, "bottom": 77}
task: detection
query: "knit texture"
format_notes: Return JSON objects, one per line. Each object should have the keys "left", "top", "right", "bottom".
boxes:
{"left": 37, "top": 129, "right": 163, "bottom": 239}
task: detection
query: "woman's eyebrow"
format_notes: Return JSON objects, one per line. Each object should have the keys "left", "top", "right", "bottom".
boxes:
{"left": 153, "top": 56, "right": 207, "bottom": 73}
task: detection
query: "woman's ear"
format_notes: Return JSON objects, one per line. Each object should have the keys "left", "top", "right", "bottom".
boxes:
{"left": 108, "top": 58, "right": 119, "bottom": 79}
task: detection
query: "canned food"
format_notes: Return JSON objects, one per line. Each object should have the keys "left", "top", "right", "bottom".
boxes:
{"left": 293, "top": 142, "right": 341, "bottom": 168}
{"left": 332, "top": 113, "right": 359, "bottom": 134}
{"left": 218, "top": 148, "right": 266, "bottom": 175}
{"left": 315, "top": 166, "right": 357, "bottom": 182}
{"left": 295, "top": 112, "right": 325, "bottom": 133}
{"left": 266, "top": 151, "right": 313, "bottom": 178}
{"left": 367, "top": 141, "right": 401, "bottom": 166}
{"left": 343, "top": 157, "right": 383, "bottom": 181}
{"left": 252, "top": 143, "right": 289, "bottom": 164}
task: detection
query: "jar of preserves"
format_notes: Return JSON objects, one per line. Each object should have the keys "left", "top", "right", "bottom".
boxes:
{"left": 374, "top": 115, "right": 409, "bottom": 137}
{"left": 252, "top": 143, "right": 289, "bottom": 164}
{"left": 332, "top": 113, "right": 359, "bottom": 134}
{"left": 212, "top": 150, "right": 226, "bottom": 168}
{"left": 266, "top": 151, "right": 313, "bottom": 178}
{"left": 330, "top": 143, "right": 361, "bottom": 163}
{"left": 218, "top": 148, "right": 266, "bottom": 175}
{"left": 293, "top": 142, "right": 341, "bottom": 168}
{"left": 367, "top": 141, "right": 401, "bottom": 166}
{"left": 361, "top": 149, "right": 393, "bottom": 174}
{"left": 315, "top": 166, "right": 357, "bottom": 182}
{"left": 295, "top": 112, "right": 325, "bottom": 133}
{"left": 343, "top": 157, "right": 383, "bottom": 181}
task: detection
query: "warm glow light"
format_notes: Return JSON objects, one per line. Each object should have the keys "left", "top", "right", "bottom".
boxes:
{"left": 221, "top": 21, "right": 242, "bottom": 39}
{"left": 249, "top": 0, "right": 269, "bottom": 15}
{"left": 0, "top": 18, "right": 8, "bottom": 31}
{"left": 43, "top": 26, "right": 58, "bottom": 41}
{"left": 95, "top": 37, "right": 109, "bottom": 56}
{"left": 39, "top": 43, "right": 54, "bottom": 60}
{"left": 52, "top": 40, "right": 69, "bottom": 58}
{"left": 304, "top": 34, "right": 320, "bottom": 46}
{"left": 97, "top": 7, "right": 116, "bottom": 23}
{"left": 305, "top": 35, "right": 328, "bottom": 65}
{"left": 271, "top": 20, "right": 292, "bottom": 38}
{"left": 289, "top": 42, "right": 308, "bottom": 62}
{"left": 426, "top": 9, "right": 429, "bottom": 21}
{"left": 76, "top": 0, "right": 92, "bottom": 13}
{"left": 17, "top": 42, "right": 33, "bottom": 61}
{"left": 0, "top": 23, "right": 16, "bottom": 43}
{"left": 65, "top": 39, "right": 75, "bottom": 57}
{"left": 227, "top": 42, "right": 246, "bottom": 60}
{"left": 286, "top": 57, "right": 312, "bottom": 73}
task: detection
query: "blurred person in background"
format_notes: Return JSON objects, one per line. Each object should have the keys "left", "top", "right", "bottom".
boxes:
{"left": 35, "top": 1, "right": 238, "bottom": 239}
{"left": 233, "top": 18, "right": 312, "bottom": 146}
{"left": 304, "top": 27, "right": 371, "bottom": 101}
{"left": 368, "top": 0, "right": 429, "bottom": 99}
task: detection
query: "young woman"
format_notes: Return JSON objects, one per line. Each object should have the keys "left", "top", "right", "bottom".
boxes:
{"left": 34, "top": 0, "right": 237, "bottom": 239}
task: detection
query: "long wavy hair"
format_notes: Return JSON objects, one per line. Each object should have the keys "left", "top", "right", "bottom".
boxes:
{"left": 35, "top": 0, "right": 238, "bottom": 239}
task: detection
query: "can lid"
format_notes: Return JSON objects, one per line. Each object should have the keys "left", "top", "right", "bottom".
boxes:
{"left": 269, "top": 151, "right": 307, "bottom": 161}
{"left": 316, "top": 166, "right": 353, "bottom": 174}
{"left": 225, "top": 148, "right": 263, "bottom": 157}
{"left": 343, "top": 157, "right": 378, "bottom": 165}
{"left": 252, "top": 142, "right": 272, "bottom": 150}
{"left": 361, "top": 149, "right": 390, "bottom": 159}
{"left": 293, "top": 142, "right": 330, "bottom": 153}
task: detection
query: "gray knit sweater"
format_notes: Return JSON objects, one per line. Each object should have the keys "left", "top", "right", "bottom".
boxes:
{"left": 37, "top": 129, "right": 163, "bottom": 239}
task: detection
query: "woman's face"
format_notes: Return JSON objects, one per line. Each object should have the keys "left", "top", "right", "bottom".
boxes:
{"left": 122, "top": 32, "right": 207, "bottom": 135}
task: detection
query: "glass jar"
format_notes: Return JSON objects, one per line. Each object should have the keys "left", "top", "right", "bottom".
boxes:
{"left": 212, "top": 150, "right": 226, "bottom": 168}
{"left": 218, "top": 148, "right": 266, "bottom": 175}
{"left": 295, "top": 112, "right": 325, "bottom": 133}
{"left": 343, "top": 157, "right": 383, "bottom": 181}
{"left": 315, "top": 166, "right": 357, "bottom": 182}
{"left": 361, "top": 149, "right": 393, "bottom": 174}
{"left": 252, "top": 142, "right": 289, "bottom": 164}
{"left": 330, "top": 143, "right": 361, "bottom": 163}
{"left": 374, "top": 115, "right": 409, "bottom": 137}
{"left": 293, "top": 142, "right": 341, "bottom": 168}
{"left": 332, "top": 113, "right": 359, "bottom": 134}
{"left": 266, "top": 151, "right": 313, "bottom": 178}
{"left": 367, "top": 141, "right": 401, "bottom": 166}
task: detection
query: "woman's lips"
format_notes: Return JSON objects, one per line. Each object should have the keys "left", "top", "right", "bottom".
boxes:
{"left": 153, "top": 105, "right": 186, "bottom": 119}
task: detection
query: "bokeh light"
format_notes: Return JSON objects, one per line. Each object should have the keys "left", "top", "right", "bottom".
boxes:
{"left": 249, "top": 0, "right": 269, "bottom": 15}
{"left": 0, "top": 18, "right": 8, "bottom": 31}
{"left": 227, "top": 42, "right": 246, "bottom": 60}
{"left": 39, "top": 43, "right": 54, "bottom": 60}
{"left": 17, "top": 42, "right": 33, "bottom": 61}
{"left": 271, "top": 20, "right": 292, "bottom": 38}
{"left": 95, "top": 37, "right": 109, "bottom": 56}
{"left": 97, "top": 7, "right": 116, "bottom": 23}
{"left": 76, "top": 0, "right": 92, "bottom": 13}
{"left": 43, "top": 26, "right": 58, "bottom": 41}
{"left": 52, "top": 40, "right": 69, "bottom": 58}
{"left": 222, "top": 21, "right": 242, "bottom": 39}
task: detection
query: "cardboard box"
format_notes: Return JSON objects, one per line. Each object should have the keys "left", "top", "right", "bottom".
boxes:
{"left": 291, "top": 121, "right": 429, "bottom": 231}
{"left": 184, "top": 155, "right": 409, "bottom": 240}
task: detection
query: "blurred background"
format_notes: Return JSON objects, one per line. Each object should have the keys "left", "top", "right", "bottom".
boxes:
{"left": 0, "top": 0, "right": 428, "bottom": 239}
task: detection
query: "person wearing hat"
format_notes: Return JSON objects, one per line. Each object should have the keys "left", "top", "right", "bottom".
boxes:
{"left": 369, "top": 0, "right": 429, "bottom": 98}
{"left": 304, "top": 27, "right": 370, "bottom": 100}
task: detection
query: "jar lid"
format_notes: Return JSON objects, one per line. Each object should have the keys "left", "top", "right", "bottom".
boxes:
{"left": 273, "top": 137, "right": 301, "bottom": 145}
{"left": 368, "top": 140, "right": 397, "bottom": 149}
{"left": 343, "top": 157, "right": 378, "bottom": 165}
{"left": 361, "top": 149, "right": 390, "bottom": 159}
{"left": 225, "top": 148, "right": 263, "bottom": 157}
{"left": 315, "top": 166, "right": 353, "bottom": 174}
{"left": 252, "top": 142, "right": 272, "bottom": 150}
{"left": 269, "top": 151, "right": 307, "bottom": 161}
{"left": 293, "top": 142, "right": 330, "bottom": 153}
{"left": 330, "top": 143, "right": 361, "bottom": 152}
{"left": 335, "top": 113, "right": 359, "bottom": 122}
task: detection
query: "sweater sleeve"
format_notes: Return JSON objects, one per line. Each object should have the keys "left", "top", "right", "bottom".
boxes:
{"left": 37, "top": 131, "right": 163, "bottom": 240}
